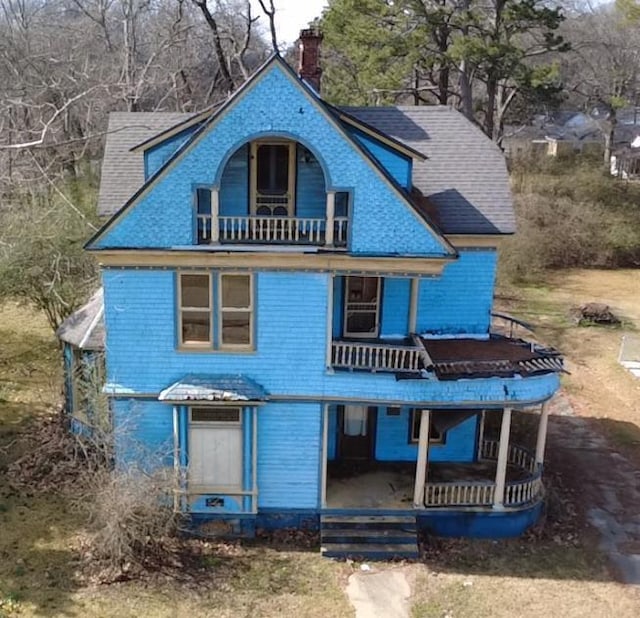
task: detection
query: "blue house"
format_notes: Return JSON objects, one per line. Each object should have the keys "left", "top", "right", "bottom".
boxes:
{"left": 59, "top": 32, "right": 563, "bottom": 559}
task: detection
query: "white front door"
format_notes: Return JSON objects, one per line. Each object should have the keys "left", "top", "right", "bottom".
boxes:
{"left": 188, "top": 407, "right": 243, "bottom": 492}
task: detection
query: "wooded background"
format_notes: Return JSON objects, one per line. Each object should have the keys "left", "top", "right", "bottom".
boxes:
{"left": 0, "top": 0, "right": 639, "bottom": 328}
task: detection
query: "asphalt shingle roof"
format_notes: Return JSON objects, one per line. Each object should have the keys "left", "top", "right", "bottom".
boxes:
{"left": 97, "top": 104, "right": 515, "bottom": 234}
{"left": 342, "top": 106, "right": 515, "bottom": 234}
{"left": 97, "top": 112, "right": 192, "bottom": 218}
{"left": 158, "top": 375, "right": 268, "bottom": 402}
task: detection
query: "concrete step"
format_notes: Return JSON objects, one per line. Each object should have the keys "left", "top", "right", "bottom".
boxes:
{"left": 321, "top": 542, "right": 419, "bottom": 560}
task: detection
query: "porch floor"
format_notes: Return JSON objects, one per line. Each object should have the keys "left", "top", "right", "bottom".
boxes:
{"left": 325, "top": 461, "right": 529, "bottom": 509}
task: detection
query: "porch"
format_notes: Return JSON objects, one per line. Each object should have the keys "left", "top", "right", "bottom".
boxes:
{"left": 325, "top": 441, "right": 542, "bottom": 511}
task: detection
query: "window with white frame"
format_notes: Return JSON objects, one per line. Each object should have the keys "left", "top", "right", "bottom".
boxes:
{"left": 178, "top": 272, "right": 253, "bottom": 350}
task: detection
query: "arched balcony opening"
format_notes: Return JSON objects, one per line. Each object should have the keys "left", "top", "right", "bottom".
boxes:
{"left": 196, "top": 138, "right": 349, "bottom": 248}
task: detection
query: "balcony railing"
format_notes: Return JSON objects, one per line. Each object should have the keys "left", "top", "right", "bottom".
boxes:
{"left": 424, "top": 441, "right": 543, "bottom": 508}
{"left": 331, "top": 340, "right": 423, "bottom": 372}
{"left": 198, "top": 214, "right": 348, "bottom": 247}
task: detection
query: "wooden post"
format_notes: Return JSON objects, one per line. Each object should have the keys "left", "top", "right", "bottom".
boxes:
{"left": 211, "top": 188, "right": 220, "bottom": 243}
{"left": 535, "top": 402, "right": 550, "bottom": 467}
{"left": 493, "top": 407, "right": 512, "bottom": 509}
{"left": 252, "top": 406, "right": 258, "bottom": 513}
{"left": 408, "top": 277, "right": 419, "bottom": 333}
{"left": 413, "top": 409, "right": 431, "bottom": 508}
{"left": 321, "top": 403, "right": 329, "bottom": 507}
{"left": 325, "top": 191, "right": 335, "bottom": 246}
{"left": 477, "top": 410, "right": 486, "bottom": 460}
{"left": 326, "top": 275, "right": 334, "bottom": 371}
{"left": 172, "top": 405, "right": 179, "bottom": 511}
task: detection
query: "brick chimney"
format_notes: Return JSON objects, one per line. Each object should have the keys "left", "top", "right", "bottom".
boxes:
{"left": 298, "top": 28, "right": 323, "bottom": 93}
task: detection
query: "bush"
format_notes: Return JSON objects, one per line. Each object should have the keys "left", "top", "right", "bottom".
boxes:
{"left": 500, "top": 157, "right": 640, "bottom": 282}
{"left": 87, "top": 466, "right": 182, "bottom": 572}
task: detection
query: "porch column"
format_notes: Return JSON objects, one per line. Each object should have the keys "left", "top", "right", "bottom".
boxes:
{"left": 413, "top": 409, "right": 431, "bottom": 508}
{"left": 325, "top": 191, "right": 336, "bottom": 246}
{"left": 321, "top": 403, "right": 329, "bottom": 508}
{"left": 252, "top": 406, "right": 258, "bottom": 513}
{"left": 172, "top": 405, "right": 180, "bottom": 511}
{"left": 210, "top": 188, "right": 220, "bottom": 243}
{"left": 408, "top": 277, "right": 419, "bottom": 333}
{"left": 535, "top": 402, "right": 550, "bottom": 467}
{"left": 493, "top": 407, "right": 512, "bottom": 509}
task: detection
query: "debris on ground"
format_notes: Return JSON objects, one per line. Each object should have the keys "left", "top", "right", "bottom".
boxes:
{"left": 570, "top": 302, "right": 620, "bottom": 326}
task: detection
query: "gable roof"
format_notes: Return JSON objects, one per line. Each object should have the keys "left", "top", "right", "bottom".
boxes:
{"left": 342, "top": 106, "right": 515, "bottom": 235}
{"left": 95, "top": 60, "right": 514, "bottom": 236}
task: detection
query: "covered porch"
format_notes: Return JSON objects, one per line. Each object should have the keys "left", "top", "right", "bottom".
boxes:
{"left": 322, "top": 404, "right": 551, "bottom": 512}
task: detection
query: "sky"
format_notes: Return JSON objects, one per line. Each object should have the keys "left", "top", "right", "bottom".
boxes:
{"left": 251, "top": 0, "right": 329, "bottom": 47}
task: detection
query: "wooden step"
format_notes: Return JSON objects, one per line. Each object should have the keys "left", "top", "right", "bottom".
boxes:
{"left": 321, "top": 514, "right": 417, "bottom": 530}
{"left": 321, "top": 542, "right": 419, "bottom": 560}
{"left": 321, "top": 527, "right": 416, "bottom": 544}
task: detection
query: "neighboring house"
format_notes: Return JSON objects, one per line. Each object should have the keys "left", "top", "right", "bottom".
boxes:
{"left": 58, "top": 32, "right": 564, "bottom": 559}
{"left": 611, "top": 134, "right": 640, "bottom": 180}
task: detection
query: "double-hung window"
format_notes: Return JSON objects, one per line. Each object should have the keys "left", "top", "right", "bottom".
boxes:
{"left": 178, "top": 272, "right": 253, "bottom": 350}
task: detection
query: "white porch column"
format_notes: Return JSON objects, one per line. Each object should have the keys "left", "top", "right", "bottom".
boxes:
{"left": 413, "top": 409, "right": 431, "bottom": 508}
{"left": 172, "top": 405, "right": 180, "bottom": 512}
{"left": 252, "top": 406, "right": 258, "bottom": 513}
{"left": 493, "top": 407, "right": 512, "bottom": 509}
{"left": 535, "top": 402, "right": 550, "bottom": 467}
{"left": 408, "top": 277, "right": 419, "bottom": 334}
{"left": 321, "top": 404, "right": 329, "bottom": 507}
{"left": 210, "top": 188, "right": 220, "bottom": 243}
{"left": 325, "top": 191, "right": 336, "bottom": 246}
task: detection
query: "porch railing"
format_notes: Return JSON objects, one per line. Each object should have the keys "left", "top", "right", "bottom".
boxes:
{"left": 424, "top": 440, "right": 542, "bottom": 508}
{"left": 197, "top": 214, "right": 348, "bottom": 247}
{"left": 331, "top": 340, "right": 423, "bottom": 372}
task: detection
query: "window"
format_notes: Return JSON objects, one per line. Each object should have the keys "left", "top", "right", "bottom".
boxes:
{"left": 179, "top": 273, "right": 212, "bottom": 346}
{"left": 178, "top": 272, "right": 253, "bottom": 350}
{"left": 196, "top": 188, "right": 212, "bottom": 244}
{"left": 409, "top": 409, "right": 444, "bottom": 444}
{"left": 220, "top": 274, "right": 253, "bottom": 348}
{"left": 190, "top": 407, "right": 241, "bottom": 424}
{"left": 250, "top": 141, "right": 295, "bottom": 215}
{"left": 344, "top": 276, "right": 380, "bottom": 338}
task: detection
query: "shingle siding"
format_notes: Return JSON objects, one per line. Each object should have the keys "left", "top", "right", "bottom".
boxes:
{"left": 257, "top": 402, "right": 322, "bottom": 508}
{"left": 93, "top": 65, "right": 451, "bottom": 256}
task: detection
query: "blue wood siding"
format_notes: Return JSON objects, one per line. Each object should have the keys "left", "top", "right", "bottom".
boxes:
{"left": 296, "top": 146, "right": 326, "bottom": 218}
{"left": 93, "top": 63, "right": 450, "bottom": 256}
{"left": 102, "top": 267, "right": 560, "bottom": 405}
{"left": 375, "top": 408, "right": 478, "bottom": 463}
{"left": 380, "top": 277, "right": 410, "bottom": 337}
{"left": 347, "top": 127, "right": 413, "bottom": 190}
{"left": 417, "top": 250, "right": 497, "bottom": 335}
{"left": 145, "top": 127, "right": 199, "bottom": 179}
{"left": 112, "top": 399, "right": 174, "bottom": 470}
{"left": 219, "top": 144, "right": 249, "bottom": 216}
{"left": 257, "top": 402, "right": 322, "bottom": 508}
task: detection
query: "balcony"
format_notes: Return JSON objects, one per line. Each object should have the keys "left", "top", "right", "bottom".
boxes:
{"left": 198, "top": 212, "right": 348, "bottom": 247}
{"left": 330, "top": 334, "right": 564, "bottom": 378}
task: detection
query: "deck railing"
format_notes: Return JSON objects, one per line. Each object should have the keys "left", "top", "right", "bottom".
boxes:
{"left": 331, "top": 341, "right": 423, "bottom": 372}
{"left": 197, "top": 214, "right": 349, "bottom": 247}
{"left": 424, "top": 440, "right": 542, "bottom": 508}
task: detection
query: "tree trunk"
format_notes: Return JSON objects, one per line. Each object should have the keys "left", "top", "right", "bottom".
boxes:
{"left": 603, "top": 116, "right": 616, "bottom": 169}
{"left": 485, "top": 73, "right": 498, "bottom": 140}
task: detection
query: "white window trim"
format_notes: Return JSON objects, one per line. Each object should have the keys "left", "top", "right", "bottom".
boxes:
{"left": 343, "top": 276, "right": 381, "bottom": 339}
{"left": 189, "top": 406, "right": 242, "bottom": 426}
{"left": 177, "top": 271, "right": 213, "bottom": 348}
{"left": 249, "top": 140, "right": 296, "bottom": 216}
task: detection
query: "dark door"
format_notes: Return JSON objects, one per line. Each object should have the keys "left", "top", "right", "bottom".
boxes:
{"left": 338, "top": 405, "right": 376, "bottom": 460}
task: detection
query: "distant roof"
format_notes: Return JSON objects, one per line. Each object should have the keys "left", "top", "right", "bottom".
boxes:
{"left": 97, "top": 112, "right": 192, "bottom": 218}
{"left": 96, "top": 103, "right": 514, "bottom": 235}
{"left": 158, "top": 375, "right": 268, "bottom": 402}
{"left": 56, "top": 289, "right": 105, "bottom": 350}
{"left": 341, "top": 106, "right": 515, "bottom": 234}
